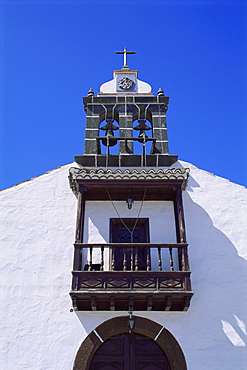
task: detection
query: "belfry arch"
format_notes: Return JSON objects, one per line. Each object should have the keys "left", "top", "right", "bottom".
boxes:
{"left": 73, "top": 316, "right": 187, "bottom": 370}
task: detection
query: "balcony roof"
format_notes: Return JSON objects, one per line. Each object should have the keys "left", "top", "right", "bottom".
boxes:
{"left": 69, "top": 167, "right": 190, "bottom": 197}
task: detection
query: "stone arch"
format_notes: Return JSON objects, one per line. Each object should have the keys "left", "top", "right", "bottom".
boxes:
{"left": 132, "top": 106, "right": 153, "bottom": 124}
{"left": 73, "top": 316, "right": 187, "bottom": 370}
{"left": 98, "top": 107, "right": 120, "bottom": 125}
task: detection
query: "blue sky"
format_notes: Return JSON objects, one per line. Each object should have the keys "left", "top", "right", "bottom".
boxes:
{"left": 1, "top": 0, "right": 246, "bottom": 190}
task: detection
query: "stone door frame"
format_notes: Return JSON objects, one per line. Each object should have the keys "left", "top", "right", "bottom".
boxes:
{"left": 73, "top": 316, "right": 187, "bottom": 370}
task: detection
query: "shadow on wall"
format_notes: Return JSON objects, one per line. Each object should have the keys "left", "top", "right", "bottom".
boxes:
{"left": 73, "top": 174, "right": 247, "bottom": 365}
{"left": 183, "top": 187, "right": 247, "bottom": 351}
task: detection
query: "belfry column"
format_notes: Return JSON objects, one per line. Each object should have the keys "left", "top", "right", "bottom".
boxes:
{"left": 83, "top": 89, "right": 102, "bottom": 155}
{"left": 151, "top": 89, "right": 169, "bottom": 154}
{"left": 119, "top": 100, "right": 133, "bottom": 154}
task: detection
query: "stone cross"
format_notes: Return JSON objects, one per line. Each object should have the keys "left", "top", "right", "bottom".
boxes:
{"left": 115, "top": 47, "right": 136, "bottom": 67}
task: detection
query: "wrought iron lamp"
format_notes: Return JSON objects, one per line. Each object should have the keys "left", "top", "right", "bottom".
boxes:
{"left": 128, "top": 311, "right": 135, "bottom": 334}
{"left": 126, "top": 190, "right": 134, "bottom": 209}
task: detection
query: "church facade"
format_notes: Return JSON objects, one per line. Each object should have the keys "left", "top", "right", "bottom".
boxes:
{"left": 1, "top": 51, "right": 246, "bottom": 369}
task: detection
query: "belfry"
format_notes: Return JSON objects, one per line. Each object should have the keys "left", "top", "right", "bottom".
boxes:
{"left": 75, "top": 48, "right": 176, "bottom": 167}
{"left": 69, "top": 49, "right": 193, "bottom": 312}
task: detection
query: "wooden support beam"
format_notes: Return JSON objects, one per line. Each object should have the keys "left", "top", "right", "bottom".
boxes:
{"left": 129, "top": 296, "right": 134, "bottom": 312}
{"left": 72, "top": 296, "right": 78, "bottom": 311}
{"left": 183, "top": 296, "right": 191, "bottom": 311}
{"left": 91, "top": 296, "right": 97, "bottom": 311}
{"left": 165, "top": 296, "right": 172, "bottom": 311}
{"left": 147, "top": 296, "right": 153, "bottom": 311}
{"left": 110, "top": 296, "right": 115, "bottom": 311}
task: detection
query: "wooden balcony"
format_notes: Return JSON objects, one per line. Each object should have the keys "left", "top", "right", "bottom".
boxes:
{"left": 70, "top": 243, "right": 193, "bottom": 311}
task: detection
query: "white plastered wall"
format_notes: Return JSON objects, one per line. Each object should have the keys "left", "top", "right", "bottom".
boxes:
{"left": 0, "top": 164, "right": 83, "bottom": 370}
{"left": 0, "top": 160, "right": 246, "bottom": 370}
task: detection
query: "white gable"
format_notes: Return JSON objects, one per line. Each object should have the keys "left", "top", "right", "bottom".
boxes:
{"left": 0, "top": 161, "right": 246, "bottom": 369}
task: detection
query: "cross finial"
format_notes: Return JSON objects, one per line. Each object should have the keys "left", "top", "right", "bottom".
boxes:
{"left": 115, "top": 47, "right": 136, "bottom": 68}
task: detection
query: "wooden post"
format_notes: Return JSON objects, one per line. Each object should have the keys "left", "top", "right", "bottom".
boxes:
{"left": 73, "top": 246, "right": 82, "bottom": 271}
{"left": 75, "top": 187, "right": 86, "bottom": 243}
{"left": 73, "top": 187, "right": 86, "bottom": 275}
{"left": 173, "top": 184, "right": 190, "bottom": 271}
{"left": 173, "top": 184, "right": 187, "bottom": 243}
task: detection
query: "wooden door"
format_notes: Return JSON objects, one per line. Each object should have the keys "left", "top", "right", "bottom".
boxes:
{"left": 110, "top": 218, "right": 150, "bottom": 271}
{"left": 89, "top": 333, "right": 171, "bottom": 370}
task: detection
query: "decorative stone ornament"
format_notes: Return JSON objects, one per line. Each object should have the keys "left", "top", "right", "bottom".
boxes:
{"left": 87, "top": 88, "right": 94, "bottom": 97}
{"left": 116, "top": 75, "right": 136, "bottom": 91}
{"left": 118, "top": 77, "right": 134, "bottom": 89}
{"left": 158, "top": 88, "right": 164, "bottom": 96}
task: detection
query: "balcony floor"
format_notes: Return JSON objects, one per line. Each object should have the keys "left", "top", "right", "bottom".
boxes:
{"left": 70, "top": 271, "right": 193, "bottom": 311}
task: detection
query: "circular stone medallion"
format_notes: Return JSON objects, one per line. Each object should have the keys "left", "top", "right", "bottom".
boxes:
{"left": 118, "top": 77, "right": 134, "bottom": 89}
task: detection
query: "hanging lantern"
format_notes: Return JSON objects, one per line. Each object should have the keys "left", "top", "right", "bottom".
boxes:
{"left": 128, "top": 312, "right": 135, "bottom": 334}
{"left": 126, "top": 190, "right": 134, "bottom": 209}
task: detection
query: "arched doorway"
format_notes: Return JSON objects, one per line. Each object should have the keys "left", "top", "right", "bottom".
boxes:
{"left": 73, "top": 316, "right": 187, "bottom": 370}
{"left": 89, "top": 332, "right": 171, "bottom": 370}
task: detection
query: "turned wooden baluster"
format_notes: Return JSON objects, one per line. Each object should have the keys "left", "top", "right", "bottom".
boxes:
{"left": 135, "top": 247, "right": 138, "bottom": 271}
{"left": 146, "top": 248, "right": 151, "bottom": 271}
{"left": 130, "top": 247, "right": 134, "bottom": 271}
{"left": 158, "top": 247, "right": 162, "bottom": 271}
{"left": 169, "top": 247, "right": 174, "bottom": 271}
{"left": 100, "top": 246, "right": 104, "bottom": 271}
{"left": 88, "top": 247, "right": 93, "bottom": 271}
{"left": 111, "top": 247, "right": 115, "bottom": 271}
{"left": 123, "top": 247, "right": 127, "bottom": 271}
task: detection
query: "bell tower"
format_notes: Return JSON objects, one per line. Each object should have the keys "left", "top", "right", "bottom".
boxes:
{"left": 69, "top": 49, "right": 193, "bottom": 312}
{"left": 75, "top": 47, "right": 178, "bottom": 167}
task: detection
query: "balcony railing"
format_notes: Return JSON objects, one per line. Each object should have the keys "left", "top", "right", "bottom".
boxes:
{"left": 70, "top": 243, "right": 193, "bottom": 311}
{"left": 73, "top": 243, "right": 190, "bottom": 272}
